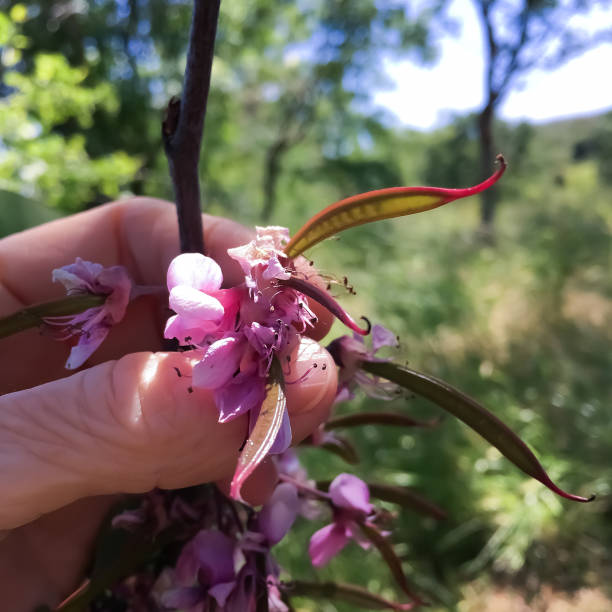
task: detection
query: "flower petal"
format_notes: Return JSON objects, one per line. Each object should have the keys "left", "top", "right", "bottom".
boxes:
{"left": 52, "top": 258, "right": 104, "bottom": 293}
{"left": 371, "top": 324, "right": 399, "bottom": 352}
{"left": 268, "top": 406, "right": 292, "bottom": 455}
{"left": 65, "top": 325, "right": 110, "bottom": 370}
{"left": 193, "top": 336, "right": 243, "bottom": 390}
{"left": 160, "top": 586, "right": 204, "bottom": 609}
{"left": 169, "top": 285, "right": 224, "bottom": 324}
{"left": 209, "top": 580, "right": 237, "bottom": 607}
{"left": 167, "top": 252, "right": 223, "bottom": 292}
{"left": 215, "top": 373, "right": 266, "bottom": 423}
{"left": 192, "top": 530, "right": 236, "bottom": 585}
{"left": 263, "top": 254, "right": 290, "bottom": 281}
{"left": 329, "top": 473, "right": 373, "bottom": 515}
{"left": 309, "top": 523, "right": 350, "bottom": 567}
{"left": 258, "top": 483, "right": 299, "bottom": 545}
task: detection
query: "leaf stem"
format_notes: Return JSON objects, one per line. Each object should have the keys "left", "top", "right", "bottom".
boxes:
{"left": 0, "top": 294, "right": 105, "bottom": 339}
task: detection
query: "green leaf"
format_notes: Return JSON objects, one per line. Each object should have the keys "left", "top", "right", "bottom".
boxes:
{"left": 284, "top": 580, "right": 417, "bottom": 610}
{"left": 0, "top": 190, "right": 60, "bottom": 238}
{"left": 230, "top": 360, "right": 286, "bottom": 500}
{"left": 362, "top": 361, "right": 594, "bottom": 503}
{"left": 284, "top": 156, "right": 506, "bottom": 257}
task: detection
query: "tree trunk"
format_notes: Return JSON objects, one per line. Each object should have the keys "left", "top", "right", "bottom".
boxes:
{"left": 478, "top": 102, "right": 497, "bottom": 232}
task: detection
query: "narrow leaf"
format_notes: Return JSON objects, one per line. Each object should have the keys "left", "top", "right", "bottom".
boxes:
{"left": 367, "top": 483, "right": 447, "bottom": 521}
{"left": 363, "top": 361, "right": 594, "bottom": 503}
{"left": 230, "top": 361, "right": 287, "bottom": 500}
{"left": 325, "top": 411, "right": 440, "bottom": 430}
{"left": 284, "top": 580, "right": 417, "bottom": 610}
{"left": 278, "top": 276, "right": 370, "bottom": 335}
{"left": 285, "top": 155, "right": 506, "bottom": 257}
{"left": 303, "top": 433, "right": 360, "bottom": 464}
{"left": 316, "top": 480, "right": 446, "bottom": 521}
{"left": 359, "top": 522, "right": 424, "bottom": 606}
{"left": 0, "top": 294, "right": 104, "bottom": 339}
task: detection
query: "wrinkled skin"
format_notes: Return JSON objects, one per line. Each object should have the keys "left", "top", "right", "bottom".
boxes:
{"left": 0, "top": 198, "right": 336, "bottom": 611}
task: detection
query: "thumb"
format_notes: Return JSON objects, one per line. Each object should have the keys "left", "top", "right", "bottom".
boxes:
{"left": 0, "top": 338, "right": 337, "bottom": 530}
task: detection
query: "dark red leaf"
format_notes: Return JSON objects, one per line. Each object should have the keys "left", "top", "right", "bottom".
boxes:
{"left": 284, "top": 155, "right": 506, "bottom": 257}
{"left": 359, "top": 522, "right": 425, "bottom": 606}
{"left": 230, "top": 362, "right": 286, "bottom": 500}
{"left": 283, "top": 580, "right": 418, "bottom": 610}
{"left": 363, "top": 361, "right": 594, "bottom": 503}
{"left": 325, "top": 411, "right": 440, "bottom": 430}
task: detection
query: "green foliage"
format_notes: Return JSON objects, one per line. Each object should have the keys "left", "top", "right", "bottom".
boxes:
{"left": 0, "top": 2, "right": 610, "bottom": 609}
{"left": 0, "top": 11, "right": 141, "bottom": 210}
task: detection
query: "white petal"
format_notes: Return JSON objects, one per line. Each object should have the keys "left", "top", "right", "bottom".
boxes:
{"left": 169, "top": 285, "right": 224, "bottom": 324}
{"left": 167, "top": 253, "right": 223, "bottom": 292}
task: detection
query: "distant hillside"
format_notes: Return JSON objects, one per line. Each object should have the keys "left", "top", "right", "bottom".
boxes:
{"left": 525, "top": 110, "right": 612, "bottom": 165}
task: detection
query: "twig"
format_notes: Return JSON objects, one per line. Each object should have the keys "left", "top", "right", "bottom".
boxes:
{"left": 162, "top": 0, "right": 220, "bottom": 254}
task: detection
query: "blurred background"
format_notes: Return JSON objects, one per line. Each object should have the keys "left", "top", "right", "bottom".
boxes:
{"left": 0, "top": 1, "right": 611, "bottom": 610}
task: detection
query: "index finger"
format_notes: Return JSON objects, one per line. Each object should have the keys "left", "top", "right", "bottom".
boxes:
{"left": 0, "top": 197, "right": 254, "bottom": 307}
{"left": 0, "top": 198, "right": 333, "bottom": 392}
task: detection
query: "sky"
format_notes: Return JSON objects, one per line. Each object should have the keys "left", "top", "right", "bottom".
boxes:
{"left": 374, "top": 0, "right": 612, "bottom": 131}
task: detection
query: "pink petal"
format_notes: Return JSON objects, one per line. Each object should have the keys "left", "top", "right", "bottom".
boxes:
{"left": 164, "top": 314, "right": 217, "bottom": 345}
{"left": 268, "top": 407, "right": 292, "bottom": 455}
{"left": 192, "top": 530, "right": 236, "bottom": 585}
{"left": 329, "top": 473, "right": 372, "bottom": 515}
{"left": 255, "top": 225, "right": 290, "bottom": 250}
{"left": 243, "top": 322, "right": 276, "bottom": 356}
{"left": 209, "top": 581, "right": 237, "bottom": 607}
{"left": 167, "top": 253, "right": 223, "bottom": 292}
{"left": 268, "top": 582, "right": 289, "bottom": 612}
{"left": 52, "top": 258, "right": 104, "bottom": 292}
{"left": 371, "top": 324, "right": 399, "bottom": 352}
{"left": 169, "top": 285, "right": 224, "bottom": 324}
{"left": 192, "top": 336, "right": 243, "bottom": 389}
{"left": 215, "top": 373, "right": 266, "bottom": 423}
{"left": 160, "top": 586, "right": 204, "bottom": 609}
{"left": 309, "top": 523, "right": 350, "bottom": 567}
{"left": 97, "top": 266, "right": 132, "bottom": 321}
{"left": 65, "top": 325, "right": 110, "bottom": 370}
{"left": 175, "top": 542, "right": 199, "bottom": 585}
{"left": 258, "top": 483, "right": 299, "bottom": 545}
{"left": 262, "top": 255, "right": 290, "bottom": 281}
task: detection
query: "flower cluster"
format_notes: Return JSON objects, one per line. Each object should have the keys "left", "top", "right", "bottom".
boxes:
{"left": 163, "top": 227, "right": 318, "bottom": 452}
{"left": 327, "top": 323, "right": 401, "bottom": 402}
{"left": 110, "top": 461, "right": 404, "bottom": 611}
{"left": 48, "top": 257, "right": 131, "bottom": 369}
{"left": 309, "top": 472, "right": 374, "bottom": 566}
{"left": 20, "top": 159, "right": 587, "bottom": 611}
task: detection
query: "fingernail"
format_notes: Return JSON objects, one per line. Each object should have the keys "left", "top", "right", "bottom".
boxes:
{"left": 285, "top": 337, "right": 336, "bottom": 415}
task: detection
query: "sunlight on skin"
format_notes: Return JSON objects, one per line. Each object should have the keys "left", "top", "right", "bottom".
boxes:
{"left": 0, "top": 198, "right": 337, "bottom": 611}
{"left": 140, "top": 352, "right": 160, "bottom": 387}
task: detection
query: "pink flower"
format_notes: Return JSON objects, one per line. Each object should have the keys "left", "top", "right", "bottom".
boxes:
{"left": 49, "top": 257, "right": 131, "bottom": 369}
{"left": 164, "top": 252, "right": 241, "bottom": 345}
{"left": 327, "top": 324, "right": 400, "bottom": 401}
{"left": 163, "top": 230, "right": 319, "bottom": 457}
{"left": 309, "top": 473, "right": 373, "bottom": 567}
{"left": 257, "top": 482, "right": 299, "bottom": 545}
{"left": 162, "top": 529, "right": 238, "bottom": 610}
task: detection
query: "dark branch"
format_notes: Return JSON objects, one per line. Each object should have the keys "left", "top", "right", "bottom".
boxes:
{"left": 162, "top": 0, "right": 220, "bottom": 254}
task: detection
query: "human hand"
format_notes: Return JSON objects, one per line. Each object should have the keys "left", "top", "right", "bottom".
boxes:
{"left": 0, "top": 198, "right": 336, "bottom": 610}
